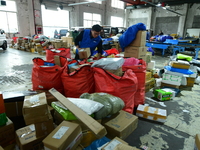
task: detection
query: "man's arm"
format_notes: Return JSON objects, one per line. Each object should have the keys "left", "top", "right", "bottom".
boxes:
{"left": 75, "top": 31, "right": 84, "bottom": 49}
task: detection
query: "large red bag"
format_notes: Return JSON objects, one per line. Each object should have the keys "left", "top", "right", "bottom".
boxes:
{"left": 94, "top": 68, "right": 138, "bottom": 114}
{"left": 122, "top": 59, "right": 146, "bottom": 107}
{"left": 32, "top": 57, "right": 67, "bottom": 94}
{"left": 61, "top": 64, "right": 95, "bottom": 98}
{"left": 46, "top": 48, "right": 71, "bottom": 61}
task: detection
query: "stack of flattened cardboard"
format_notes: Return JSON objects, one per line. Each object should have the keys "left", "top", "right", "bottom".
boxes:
{"left": 124, "top": 31, "right": 147, "bottom": 60}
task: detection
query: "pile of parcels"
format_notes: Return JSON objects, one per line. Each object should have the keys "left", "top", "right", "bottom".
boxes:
{"left": 0, "top": 90, "right": 154, "bottom": 150}
{"left": 146, "top": 53, "right": 200, "bottom": 101}
{"left": 10, "top": 36, "right": 73, "bottom": 55}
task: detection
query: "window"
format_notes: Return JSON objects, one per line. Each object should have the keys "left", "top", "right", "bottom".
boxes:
{"left": 41, "top": 5, "right": 69, "bottom": 38}
{"left": 111, "top": 16, "right": 123, "bottom": 27}
{"left": 111, "top": 0, "right": 124, "bottom": 9}
{"left": 0, "top": 1, "right": 18, "bottom": 33}
{"left": 83, "top": 12, "right": 101, "bottom": 27}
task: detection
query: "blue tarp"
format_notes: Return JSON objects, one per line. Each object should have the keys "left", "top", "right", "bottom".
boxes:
{"left": 164, "top": 66, "right": 194, "bottom": 75}
{"left": 119, "top": 23, "right": 146, "bottom": 51}
{"left": 156, "top": 35, "right": 173, "bottom": 42}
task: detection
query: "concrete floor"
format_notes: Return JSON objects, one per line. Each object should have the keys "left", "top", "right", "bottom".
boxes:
{"left": 1, "top": 48, "right": 200, "bottom": 150}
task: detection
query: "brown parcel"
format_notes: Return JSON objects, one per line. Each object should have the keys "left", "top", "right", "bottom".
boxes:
{"left": 102, "top": 137, "right": 128, "bottom": 150}
{"left": 114, "top": 143, "right": 140, "bottom": 150}
{"left": 195, "top": 134, "right": 200, "bottom": 150}
{"left": 69, "top": 65, "right": 80, "bottom": 73}
{"left": 49, "top": 88, "right": 107, "bottom": 139}
{"left": 35, "top": 115, "right": 54, "bottom": 138}
{"left": 102, "top": 110, "right": 138, "bottom": 140}
{"left": 0, "top": 117, "right": 15, "bottom": 147}
{"left": 54, "top": 55, "right": 61, "bottom": 67}
{"left": 124, "top": 47, "right": 146, "bottom": 58}
{"left": 16, "top": 124, "right": 45, "bottom": 150}
{"left": 129, "top": 30, "right": 146, "bottom": 47}
{"left": 79, "top": 48, "right": 91, "bottom": 59}
{"left": 43, "top": 121, "right": 82, "bottom": 150}
{"left": 23, "top": 92, "right": 51, "bottom": 125}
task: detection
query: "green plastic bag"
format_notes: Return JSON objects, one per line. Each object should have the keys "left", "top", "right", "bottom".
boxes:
{"left": 177, "top": 54, "right": 192, "bottom": 61}
{"left": 0, "top": 113, "right": 8, "bottom": 126}
{"left": 80, "top": 93, "right": 125, "bottom": 120}
{"left": 51, "top": 102, "right": 94, "bottom": 121}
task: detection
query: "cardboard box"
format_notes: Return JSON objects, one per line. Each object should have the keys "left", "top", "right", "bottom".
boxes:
{"left": 81, "top": 130, "right": 97, "bottom": 147}
{"left": 170, "top": 61, "right": 190, "bottom": 69}
{"left": 186, "top": 77, "right": 195, "bottom": 87}
{"left": 124, "top": 47, "right": 146, "bottom": 58}
{"left": 102, "top": 137, "right": 128, "bottom": 150}
{"left": 102, "top": 110, "right": 138, "bottom": 140}
{"left": 54, "top": 41, "right": 62, "bottom": 49}
{"left": 35, "top": 116, "right": 54, "bottom": 138}
{"left": 195, "top": 134, "right": 200, "bottom": 150}
{"left": 62, "top": 42, "right": 68, "bottom": 48}
{"left": 162, "top": 73, "right": 182, "bottom": 86}
{"left": 146, "top": 72, "right": 152, "bottom": 81}
{"left": 79, "top": 48, "right": 91, "bottom": 59}
{"left": 113, "top": 143, "right": 139, "bottom": 150}
{"left": 54, "top": 55, "right": 61, "bottom": 66}
{"left": 16, "top": 124, "right": 45, "bottom": 150}
{"left": 0, "top": 117, "right": 15, "bottom": 147}
{"left": 145, "top": 78, "right": 155, "bottom": 93}
{"left": 154, "top": 89, "right": 173, "bottom": 101}
{"left": 23, "top": 93, "right": 51, "bottom": 125}
{"left": 106, "top": 67, "right": 123, "bottom": 76}
{"left": 161, "top": 82, "right": 179, "bottom": 89}
{"left": 43, "top": 121, "right": 82, "bottom": 150}
{"left": 49, "top": 88, "right": 107, "bottom": 139}
{"left": 129, "top": 31, "right": 146, "bottom": 47}
{"left": 69, "top": 65, "right": 80, "bottom": 73}
{"left": 136, "top": 104, "right": 167, "bottom": 123}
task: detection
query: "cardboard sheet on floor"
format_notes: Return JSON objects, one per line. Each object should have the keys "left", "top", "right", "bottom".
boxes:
{"left": 49, "top": 88, "right": 107, "bottom": 139}
{"left": 195, "top": 134, "right": 200, "bottom": 150}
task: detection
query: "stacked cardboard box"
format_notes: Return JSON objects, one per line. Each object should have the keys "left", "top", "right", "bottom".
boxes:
{"left": 124, "top": 31, "right": 147, "bottom": 60}
{"left": 22, "top": 93, "right": 54, "bottom": 138}
{"left": 145, "top": 71, "right": 155, "bottom": 93}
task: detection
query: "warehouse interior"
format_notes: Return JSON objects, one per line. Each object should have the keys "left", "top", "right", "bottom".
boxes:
{"left": 0, "top": 0, "right": 200, "bottom": 150}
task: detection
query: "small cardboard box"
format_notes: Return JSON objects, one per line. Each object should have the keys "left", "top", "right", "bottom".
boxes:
{"left": 105, "top": 67, "right": 123, "bottom": 76}
{"left": 43, "top": 121, "right": 82, "bottom": 150}
{"left": 124, "top": 47, "right": 146, "bottom": 58}
{"left": 16, "top": 124, "right": 44, "bottom": 150}
{"left": 0, "top": 117, "right": 15, "bottom": 147}
{"left": 195, "top": 134, "right": 200, "bottom": 150}
{"left": 186, "top": 77, "right": 195, "bottom": 87}
{"left": 129, "top": 31, "right": 147, "bottom": 47}
{"left": 102, "top": 137, "right": 128, "bottom": 150}
{"left": 136, "top": 104, "right": 167, "bottom": 123}
{"left": 162, "top": 73, "right": 182, "bottom": 86}
{"left": 154, "top": 89, "right": 173, "bottom": 101}
{"left": 54, "top": 55, "right": 61, "bottom": 67}
{"left": 23, "top": 93, "right": 51, "bottom": 125}
{"left": 49, "top": 88, "right": 107, "bottom": 139}
{"left": 69, "top": 65, "right": 80, "bottom": 73}
{"left": 170, "top": 61, "right": 190, "bottom": 69}
{"left": 145, "top": 72, "right": 152, "bottom": 81}
{"left": 102, "top": 110, "right": 138, "bottom": 140}
{"left": 145, "top": 78, "right": 155, "bottom": 93}
{"left": 35, "top": 116, "right": 54, "bottom": 138}
{"left": 113, "top": 143, "right": 139, "bottom": 150}
{"left": 62, "top": 42, "right": 68, "bottom": 48}
{"left": 54, "top": 41, "right": 62, "bottom": 49}
{"left": 79, "top": 48, "right": 91, "bottom": 59}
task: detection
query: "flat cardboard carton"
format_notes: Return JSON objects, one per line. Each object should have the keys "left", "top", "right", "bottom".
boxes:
{"left": 16, "top": 124, "right": 45, "bottom": 150}
{"left": 43, "top": 121, "right": 82, "bottom": 150}
{"left": 105, "top": 67, "right": 123, "bottom": 76}
{"left": 102, "top": 110, "right": 138, "bottom": 140}
{"left": 124, "top": 46, "right": 146, "bottom": 58}
{"left": 170, "top": 61, "right": 190, "bottom": 69}
{"left": 23, "top": 93, "right": 51, "bottom": 125}
{"left": 102, "top": 137, "right": 128, "bottom": 150}
{"left": 136, "top": 104, "right": 167, "bottom": 123}
{"left": 0, "top": 117, "right": 15, "bottom": 147}
{"left": 195, "top": 134, "right": 200, "bottom": 150}
{"left": 129, "top": 31, "right": 146, "bottom": 47}
{"left": 145, "top": 72, "right": 152, "bottom": 81}
{"left": 35, "top": 115, "right": 54, "bottom": 138}
{"left": 79, "top": 48, "right": 91, "bottom": 59}
{"left": 49, "top": 88, "right": 107, "bottom": 139}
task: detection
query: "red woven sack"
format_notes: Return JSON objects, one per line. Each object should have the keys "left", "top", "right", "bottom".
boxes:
{"left": 122, "top": 59, "right": 146, "bottom": 107}
{"left": 46, "top": 48, "right": 71, "bottom": 61}
{"left": 94, "top": 68, "right": 138, "bottom": 114}
{"left": 32, "top": 57, "right": 67, "bottom": 94}
{"left": 62, "top": 64, "right": 95, "bottom": 98}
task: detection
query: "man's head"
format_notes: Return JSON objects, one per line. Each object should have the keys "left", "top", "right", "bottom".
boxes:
{"left": 91, "top": 24, "right": 102, "bottom": 38}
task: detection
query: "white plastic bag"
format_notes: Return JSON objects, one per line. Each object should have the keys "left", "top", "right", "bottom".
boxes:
{"left": 91, "top": 58, "right": 124, "bottom": 70}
